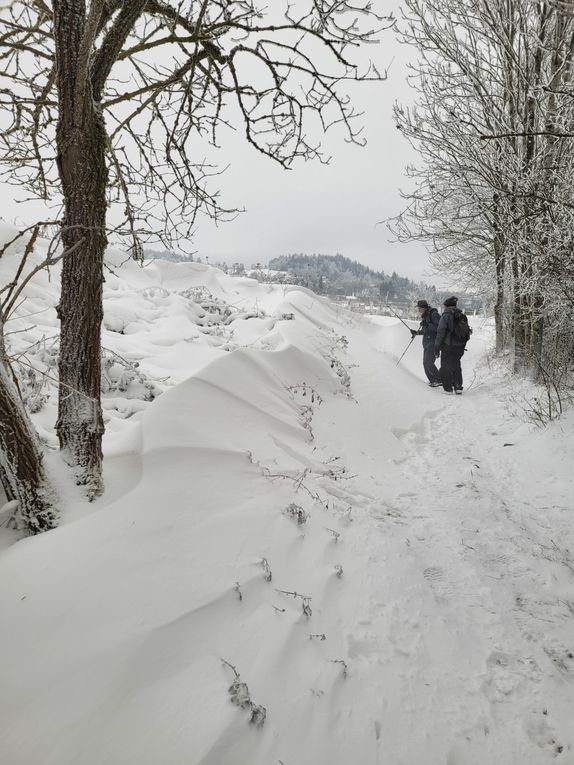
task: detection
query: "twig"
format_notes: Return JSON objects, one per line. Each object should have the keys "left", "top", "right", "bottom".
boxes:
{"left": 0, "top": 220, "right": 58, "bottom": 262}
{"left": 2, "top": 238, "right": 86, "bottom": 320}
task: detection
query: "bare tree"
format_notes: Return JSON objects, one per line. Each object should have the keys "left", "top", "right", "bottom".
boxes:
{"left": 0, "top": 226, "right": 62, "bottom": 532}
{"left": 1, "top": 1, "right": 389, "bottom": 495}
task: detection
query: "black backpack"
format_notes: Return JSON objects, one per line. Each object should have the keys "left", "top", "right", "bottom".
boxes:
{"left": 423, "top": 307, "right": 439, "bottom": 329}
{"left": 452, "top": 311, "right": 472, "bottom": 344}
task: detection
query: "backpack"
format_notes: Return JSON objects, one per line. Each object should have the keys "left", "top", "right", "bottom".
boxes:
{"left": 422, "top": 307, "right": 439, "bottom": 330}
{"left": 452, "top": 311, "right": 472, "bottom": 344}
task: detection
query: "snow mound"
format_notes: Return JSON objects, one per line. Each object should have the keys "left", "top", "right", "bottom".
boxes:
{"left": 0, "top": 224, "right": 573, "bottom": 765}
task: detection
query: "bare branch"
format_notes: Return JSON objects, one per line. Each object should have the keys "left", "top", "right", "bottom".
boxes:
{"left": 75, "top": 0, "right": 108, "bottom": 120}
{"left": 3, "top": 237, "right": 86, "bottom": 321}
{"left": 480, "top": 130, "right": 574, "bottom": 139}
{"left": 91, "top": 0, "right": 148, "bottom": 100}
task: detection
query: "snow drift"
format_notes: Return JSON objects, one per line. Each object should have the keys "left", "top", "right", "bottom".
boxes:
{"left": 0, "top": 225, "right": 573, "bottom": 765}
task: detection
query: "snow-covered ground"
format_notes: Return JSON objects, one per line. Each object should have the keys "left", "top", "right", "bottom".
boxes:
{"left": 1, "top": 225, "right": 573, "bottom": 764}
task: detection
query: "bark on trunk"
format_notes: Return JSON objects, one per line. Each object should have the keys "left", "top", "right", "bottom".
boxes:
{"left": 492, "top": 194, "right": 506, "bottom": 353}
{"left": 54, "top": 0, "right": 108, "bottom": 496}
{"left": 493, "top": 261, "right": 505, "bottom": 354}
{"left": 0, "top": 328, "right": 57, "bottom": 532}
{"left": 511, "top": 251, "right": 526, "bottom": 372}
{"left": 531, "top": 295, "right": 545, "bottom": 379}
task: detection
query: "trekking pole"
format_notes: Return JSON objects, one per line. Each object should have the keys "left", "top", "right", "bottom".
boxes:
{"left": 385, "top": 303, "right": 414, "bottom": 333}
{"left": 396, "top": 334, "right": 416, "bottom": 367}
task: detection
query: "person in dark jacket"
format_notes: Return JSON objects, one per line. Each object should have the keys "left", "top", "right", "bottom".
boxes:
{"left": 410, "top": 299, "right": 441, "bottom": 386}
{"left": 434, "top": 296, "right": 465, "bottom": 394}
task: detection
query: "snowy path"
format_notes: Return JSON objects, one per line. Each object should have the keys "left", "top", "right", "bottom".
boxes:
{"left": 309, "top": 322, "right": 574, "bottom": 764}
{"left": 1, "top": 264, "right": 573, "bottom": 765}
{"left": 357, "top": 400, "right": 573, "bottom": 762}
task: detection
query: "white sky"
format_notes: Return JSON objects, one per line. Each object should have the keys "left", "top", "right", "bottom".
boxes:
{"left": 0, "top": 2, "right": 435, "bottom": 283}
{"left": 191, "top": 14, "right": 433, "bottom": 282}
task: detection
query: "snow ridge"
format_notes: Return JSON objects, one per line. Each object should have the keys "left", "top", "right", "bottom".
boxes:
{"left": 0, "top": 239, "right": 573, "bottom": 764}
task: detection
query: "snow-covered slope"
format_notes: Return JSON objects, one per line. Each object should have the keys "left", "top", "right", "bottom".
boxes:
{"left": 0, "top": 225, "right": 573, "bottom": 765}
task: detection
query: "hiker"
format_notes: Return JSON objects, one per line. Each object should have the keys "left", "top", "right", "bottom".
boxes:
{"left": 410, "top": 299, "right": 441, "bottom": 387}
{"left": 434, "top": 296, "right": 468, "bottom": 394}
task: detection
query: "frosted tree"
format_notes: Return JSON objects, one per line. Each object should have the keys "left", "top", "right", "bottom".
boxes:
{"left": 391, "top": 0, "right": 574, "bottom": 377}
{"left": 0, "top": 1, "right": 389, "bottom": 495}
{"left": 0, "top": 227, "right": 62, "bottom": 532}
{"left": 0, "top": 338, "right": 56, "bottom": 531}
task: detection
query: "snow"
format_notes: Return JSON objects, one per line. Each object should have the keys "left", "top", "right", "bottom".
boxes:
{"left": 0, "top": 223, "right": 573, "bottom": 764}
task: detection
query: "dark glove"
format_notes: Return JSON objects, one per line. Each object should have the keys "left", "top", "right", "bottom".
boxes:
{"left": 434, "top": 348, "right": 440, "bottom": 359}
{"left": 410, "top": 329, "right": 417, "bottom": 338}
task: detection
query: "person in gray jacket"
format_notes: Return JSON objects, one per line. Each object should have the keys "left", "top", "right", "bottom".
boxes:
{"left": 434, "top": 296, "right": 466, "bottom": 394}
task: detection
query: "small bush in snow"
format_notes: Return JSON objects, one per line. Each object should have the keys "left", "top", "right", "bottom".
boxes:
{"left": 260, "top": 558, "right": 272, "bottom": 582}
{"left": 180, "top": 286, "right": 267, "bottom": 327}
{"left": 325, "top": 527, "right": 341, "bottom": 542}
{"left": 287, "top": 383, "right": 324, "bottom": 440}
{"left": 317, "top": 334, "right": 354, "bottom": 397}
{"left": 249, "top": 704, "right": 267, "bottom": 727}
{"left": 101, "top": 350, "right": 161, "bottom": 401}
{"left": 288, "top": 382, "right": 323, "bottom": 405}
{"left": 260, "top": 466, "right": 329, "bottom": 509}
{"left": 228, "top": 677, "right": 250, "bottom": 707}
{"left": 11, "top": 336, "right": 58, "bottom": 414}
{"left": 17, "top": 363, "right": 50, "bottom": 413}
{"left": 6, "top": 336, "right": 163, "bottom": 415}
{"left": 331, "top": 659, "right": 348, "bottom": 678}
{"left": 275, "top": 588, "right": 313, "bottom": 617}
{"left": 302, "top": 597, "right": 313, "bottom": 617}
{"left": 329, "top": 356, "right": 352, "bottom": 395}
{"left": 222, "top": 659, "right": 267, "bottom": 728}
{"left": 298, "top": 404, "right": 314, "bottom": 439}
{"left": 522, "top": 384, "right": 574, "bottom": 427}
{"left": 334, "top": 565, "right": 343, "bottom": 578}
{"left": 180, "top": 286, "right": 234, "bottom": 325}
{"left": 323, "top": 459, "right": 354, "bottom": 481}
{"left": 283, "top": 502, "right": 308, "bottom": 525}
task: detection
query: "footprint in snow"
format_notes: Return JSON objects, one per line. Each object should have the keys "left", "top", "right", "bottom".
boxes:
{"left": 481, "top": 650, "right": 540, "bottom": 705}
{"left": 373, "top": 502, "right": 403, "bottom": 521}
{"left": 523, "top": 707, "right": 567, "bottom": 757}
{"left": 422, "top": 566, "right": 456, "bottom": 598}
{"left": 482, "top": 553, "right": 513, "bottom": 571}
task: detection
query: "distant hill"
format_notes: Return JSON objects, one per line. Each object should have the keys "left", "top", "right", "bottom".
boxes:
{"left": 267, "top": 253, "right": 440, "bottom": 305}
{"left": 145, "top": 248, "right": 193, "bottom": 262}
{"left": 145, "top": 250, "right": 484, "bottom": 311}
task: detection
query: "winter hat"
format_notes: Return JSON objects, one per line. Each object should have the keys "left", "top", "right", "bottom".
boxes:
{"left": 443, "top": 296, "right": 458, "bottom": 307}
{"left": 416, "top": 299, "right": 429, "bottom": 308}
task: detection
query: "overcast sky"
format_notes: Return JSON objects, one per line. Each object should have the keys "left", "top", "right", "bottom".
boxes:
{"left": 191, "top": 13, "right": 433, "bottom": 282}
{"left": 0, "top": 2, "right": 435, "bottom": 284}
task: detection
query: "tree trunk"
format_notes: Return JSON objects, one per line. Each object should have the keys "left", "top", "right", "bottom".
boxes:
{"left": 531, "top": 294, "right": 545, "bottom": 379}
{"left": 54, "top": 0, "right": 108, "bottom": 496}
{"left": 493, "top": 258, "right": 505, "bottom": 354}
{"left": 492, "top": 194, "right": 506, "bottom": 353}
{"left": 511, "top": 249, "right": 527, "bottom": 372}
{"left": 0, "top": 326, "right": 57, "bottom": 532}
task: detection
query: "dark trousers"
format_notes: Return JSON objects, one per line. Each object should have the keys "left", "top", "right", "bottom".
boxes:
{"left": 440, "top": 346, "right": 464, "bottom": 391}
{"left": 423, "top": 345, "right": 441, "bottom": 384}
